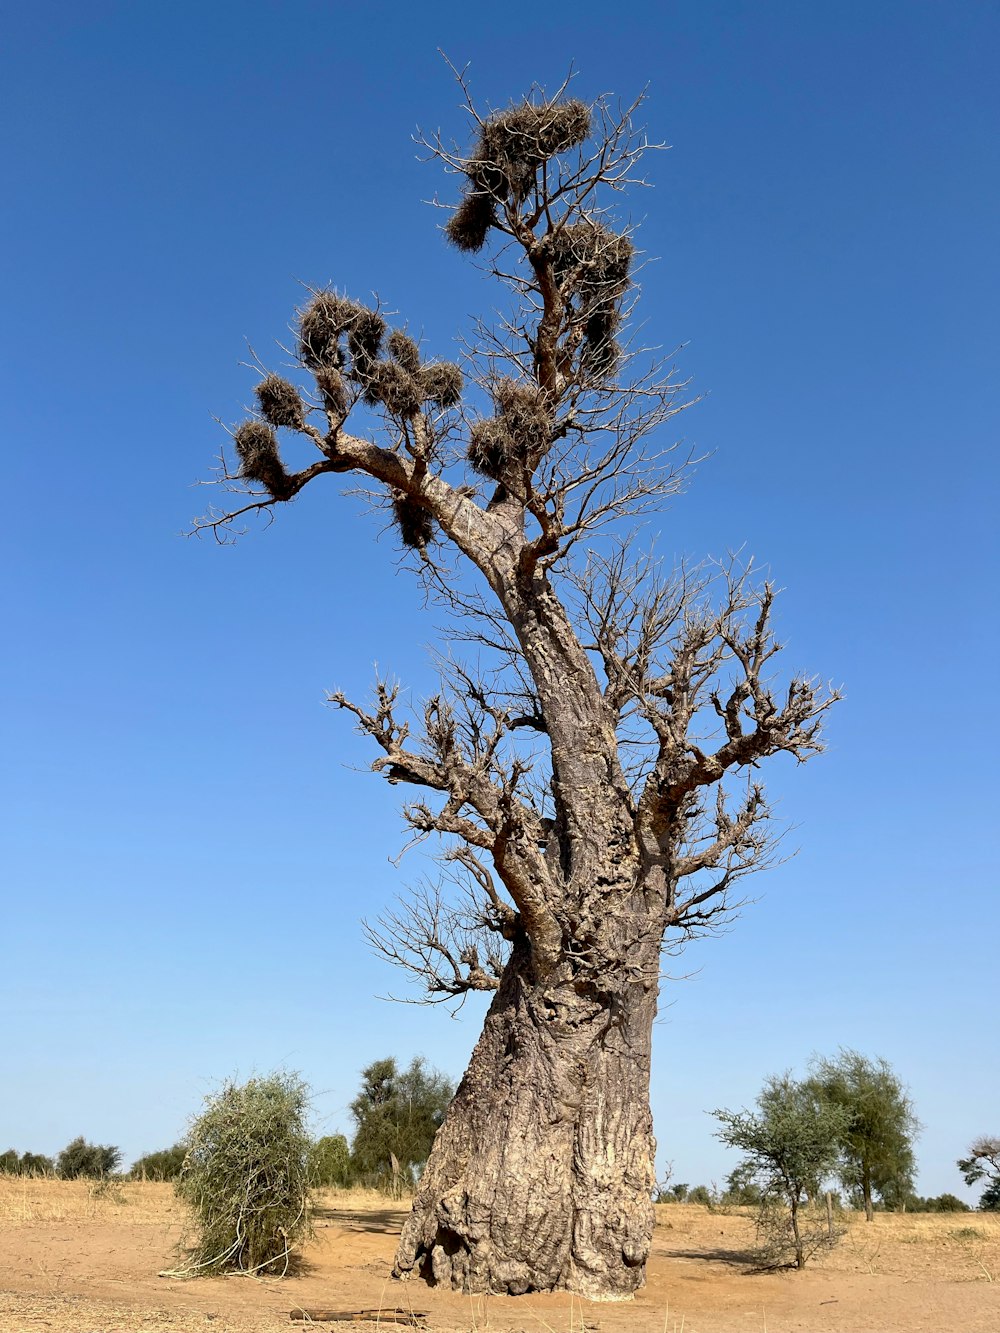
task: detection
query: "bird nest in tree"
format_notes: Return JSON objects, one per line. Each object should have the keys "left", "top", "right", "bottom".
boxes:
{"left": 446, "top": 99, "right": 592, "bottom": 252}
{"left": 392, "top": 492, "right": 434, "bottom": 550}
{"left": 255, "top": 374, "right": 306, "bottom": 431}
{"left": 232, "top": 421, "right": 292, "bottom": 500}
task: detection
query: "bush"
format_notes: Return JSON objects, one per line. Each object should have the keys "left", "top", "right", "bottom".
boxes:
{"left": 687, "top": 1184, "right": 714, "bottom": 1207}
{"left": 309, "top": 1134, "right": 351, "bottom": 1188}
{"left": 56, "top": 1136, "right": 122, "bottom": 1179}
{"left": 175, "top": 1072, "right": 312, "bottom": 1276}
{"left": 721, "top": 1166, "right": 766, "bottom": 1207}
{"left": 131, "top": 1143, "right": 188, "bottom": 1181}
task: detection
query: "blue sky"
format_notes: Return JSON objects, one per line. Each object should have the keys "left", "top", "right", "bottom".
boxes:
{"left": 2, "top": 0, "right": 997, "bottom": 1200}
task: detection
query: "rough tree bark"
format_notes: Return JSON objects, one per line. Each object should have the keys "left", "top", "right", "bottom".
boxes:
{"left": 197, "top": 75, "right": 836, "bottom": 1298}
{"left": 395, "top": 929, "right": 660, "bottom": 1297}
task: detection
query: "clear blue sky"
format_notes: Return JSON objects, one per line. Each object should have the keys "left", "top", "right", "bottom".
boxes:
{"left": 2, "top": 0, "right": 997, "bottom": 1201}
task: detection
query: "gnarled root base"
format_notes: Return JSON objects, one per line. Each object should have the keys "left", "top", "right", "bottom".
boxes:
{"left": 394, "top": 1188, "right": 652, "bottom": 1298}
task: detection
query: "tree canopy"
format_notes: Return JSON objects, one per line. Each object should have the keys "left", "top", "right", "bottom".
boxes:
{"left": 349, "top": 1057, "right": 453, "bottom": 1191}
{"left": 56, "top": 1136, "right": 122, "bottom": 1180}
{"left": 958, "top": 1135, "right": 1000, "bottom": 1211}
{"left": 807, "top": 1050, "right": 918, "bottom": 1220}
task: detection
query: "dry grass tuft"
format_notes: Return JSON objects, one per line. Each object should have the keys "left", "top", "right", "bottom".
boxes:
{"left": 470, "top": 99, "right": 592, "bottom": 203}
{"left": 298, "top": 291, "right": 354, "bottom": 369}
{"left": 446, "top": 99, "right": 591, "bottom": 254}
{"left": 494, "top": 379, "right": 552, "bottom": 453}
{"left": 444, "top": 191, "right": 497, "bottom": 252}
{"left": 467, "top": 418, "right": 516, "bottom": 484}
{"left": 346, "top": 308, "right": 387, "bottom": 381}
{"left": 467, "top": 379, "right": 551, "bottom": 487}
{"left": 0, "top": 1175, "right": 183, "bottom": 1226}
{"left": 365, "top": 363, "right": 423, "bottom": 418}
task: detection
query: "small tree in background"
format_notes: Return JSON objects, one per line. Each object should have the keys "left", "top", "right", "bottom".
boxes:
{"left": 131, "top": 1143, "right": 188, "bottom": 1181}
{"left": 309, "top": 1134, "right": 352, "bottom": 1188}
{"left": 349, "top": 1057, "right": 453, "bottom": 1193}
{"left": 56, "top": 1136, "right": 122, "bottom": 1180}
{"left": 807, "top": 1050, "right": 918, "bottom": 1221}
{"left": 722, "top": 1163, "right": 766, "bottom": 1207}
{"left": 958, "top": 1136, "right": 1000, "bottom": 1211}
{"left": 175, "top": 1073, "right": 312, "bottom": 1276}
{"left": 714, "top": 1074, "right": 848, "bottom": 1270}
{"left": 19, "top": 1152, "right": 54, "bottom": 1177}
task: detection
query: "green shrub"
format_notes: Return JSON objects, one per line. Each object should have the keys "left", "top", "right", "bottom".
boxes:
{"left": 0, "top": 1149, "right": 19, "bottom": 1175}
{"left": 56, "top": 1136, "right": 122, "bottom": 1179}
{"left": 175, "top": 1072, "right": 312, "bottom": 1276}
{"left": 309, "top": 1134, "right": 351, "bottom": 1188}
{"left": 131, "top": 1143, "right": 188, "bottom": 1181}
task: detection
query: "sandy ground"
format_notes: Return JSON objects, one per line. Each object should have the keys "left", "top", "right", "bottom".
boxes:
{"left": 1, "top": 1180, "right": 999, "bottom": 1333}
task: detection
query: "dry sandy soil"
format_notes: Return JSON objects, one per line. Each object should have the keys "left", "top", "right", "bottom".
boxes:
{"left": 1, "top": 1179, "right": 998, "bottom": 1333}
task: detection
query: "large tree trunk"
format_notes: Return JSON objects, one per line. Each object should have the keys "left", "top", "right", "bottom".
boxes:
{"left": 393, "top": 931, "right": 660, "bottom": 1298}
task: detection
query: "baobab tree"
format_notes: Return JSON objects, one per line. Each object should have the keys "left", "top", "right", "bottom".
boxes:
{"left": 198, "top": 78, "right": 836, "bottom": 1299}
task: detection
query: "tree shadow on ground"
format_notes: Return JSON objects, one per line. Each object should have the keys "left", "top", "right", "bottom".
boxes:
{"left": 661, "top": 1244, "right": 759, "bottom": 1269}
{"left": 312, "top": 1204, "right": 406, "bottom": 1235}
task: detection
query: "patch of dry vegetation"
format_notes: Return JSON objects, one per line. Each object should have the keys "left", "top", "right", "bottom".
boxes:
{"left": 0, "top": 1175, "right": 184, "bottom": 1227}
{"left": 654, "top": 1201, "right": 1000, "bottom": 1283}
{"left": 2, "top": 1183, "right": 998, "bottom": 1333}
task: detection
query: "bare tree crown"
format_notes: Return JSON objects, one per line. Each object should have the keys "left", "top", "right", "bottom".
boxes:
{"left": 199, "top": 79, "right": 838, "bottom": 1004}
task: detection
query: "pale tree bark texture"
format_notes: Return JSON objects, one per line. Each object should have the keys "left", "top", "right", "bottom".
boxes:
{"left": 199, "top": 77, "right": 836, "bottom": 1298}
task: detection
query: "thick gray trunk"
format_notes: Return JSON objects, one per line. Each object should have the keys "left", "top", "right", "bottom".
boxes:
{"left": 394, "top": 932, "right": 659, "bottom": 1298}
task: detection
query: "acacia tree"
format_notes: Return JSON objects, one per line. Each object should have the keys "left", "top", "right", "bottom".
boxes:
{"left": 958, "top": 1136, "right": 1000, "bottom": 1211}
{"left": 807, "top": 1050, "right": 918, "bottom": 1221}
{"left": 714, "top": 1075, "right": 847, "bottom": 1270}
{"left": 349, "top": 1056, "right": 454, "bottom": 1190}
{"left": 198, "top": 79, "right": 836, "bottom": 1298}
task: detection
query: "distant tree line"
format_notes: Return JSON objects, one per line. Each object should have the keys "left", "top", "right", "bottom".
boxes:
{"left": 4, "top": 1049, "right": 995, "bottom": 1240}
{"left": 0, "top": 1148, "right": 55, "bottom": 1177}
{"left": 0, "top": 1138, "right": 121, "bottom": 1179}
